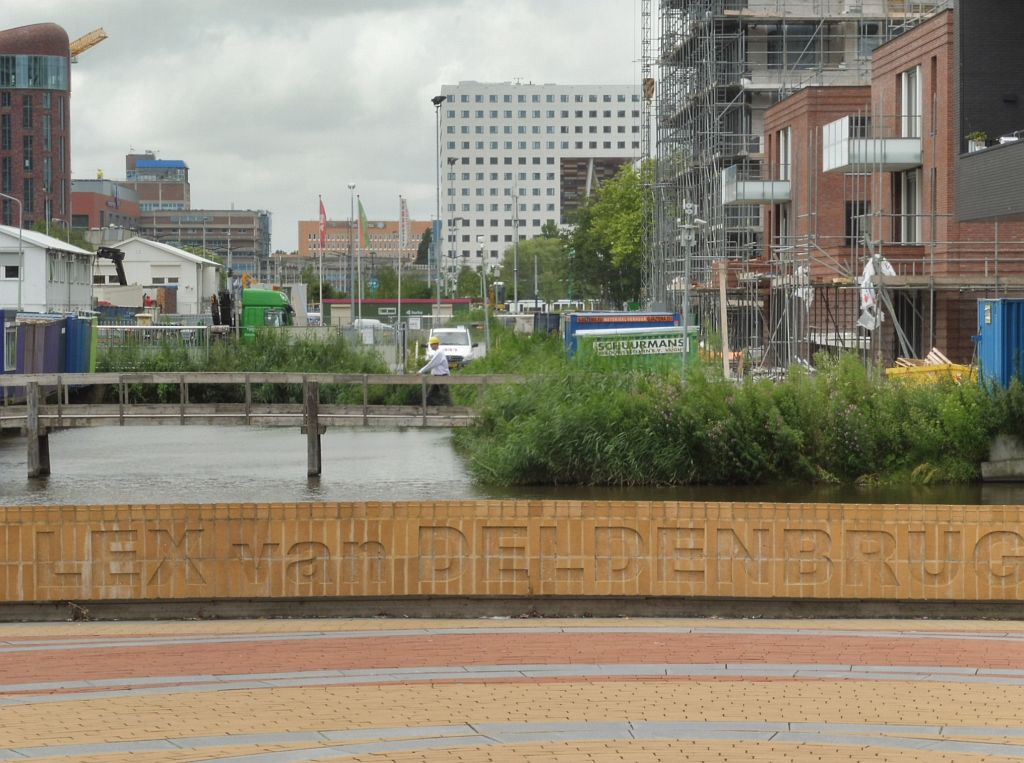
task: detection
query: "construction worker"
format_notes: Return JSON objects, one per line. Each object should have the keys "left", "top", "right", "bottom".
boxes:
{"left": 419, "top": 336, "right": 451, "bottom": 405}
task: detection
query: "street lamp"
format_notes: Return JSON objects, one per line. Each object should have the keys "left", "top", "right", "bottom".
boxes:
{"left": 432, "top": 94, "right": 447, "bottom": 316}
{"left": 0, "top": 192, "right": 24, "bottom": 311}
{"left": 677, "top": 211, "right": 707, "bottom": 374}
{"left": 512, "top": 187, "right": 520, "bottom": 311}
{"left": 477, "top": 235, "right": 491, "bottom": 355}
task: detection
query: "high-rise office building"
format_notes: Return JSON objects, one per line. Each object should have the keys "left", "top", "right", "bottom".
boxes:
{"left": 437, "top": 81, "right": 640, "bottom": 283}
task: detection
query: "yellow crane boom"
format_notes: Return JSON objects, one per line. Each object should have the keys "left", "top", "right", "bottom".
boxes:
{"left": 69, "top": 28, "right": 108, "bottom": 59}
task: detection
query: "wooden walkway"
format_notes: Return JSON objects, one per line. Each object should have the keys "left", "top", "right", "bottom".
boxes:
{"left": 0, "top": 372, "right": 523, "bottom": 477}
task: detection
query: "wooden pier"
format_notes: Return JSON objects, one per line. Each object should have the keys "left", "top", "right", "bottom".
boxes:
{"left": 0, "top": 372, "right": 523, "bottom": 477}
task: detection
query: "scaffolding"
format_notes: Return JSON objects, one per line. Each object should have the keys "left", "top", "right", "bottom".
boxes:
{"left": 647, "top": 0, "right": 954, "bottom": 370}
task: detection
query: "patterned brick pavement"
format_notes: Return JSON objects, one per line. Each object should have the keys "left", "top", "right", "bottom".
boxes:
{"left": 2, "top": 618, "right": 1024, "bottom": 761}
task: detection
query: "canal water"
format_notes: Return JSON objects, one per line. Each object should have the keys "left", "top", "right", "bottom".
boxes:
{"left": 2, "top": 427, "right": 1023, "bottom": 506}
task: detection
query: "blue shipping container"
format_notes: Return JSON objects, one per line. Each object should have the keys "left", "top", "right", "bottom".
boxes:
{"left": 564, "top": 311, "right": 680, "bottom": 356}
{"left": 976, "top": 299, "right": 1024, "bottom": 388}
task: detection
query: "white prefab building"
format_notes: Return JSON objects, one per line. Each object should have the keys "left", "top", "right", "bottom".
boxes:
{"left": 0, "top": 226, "right": 95, "bottom": 313}
{"left": 93, "top": 237, "right": 220, "bottom": 315}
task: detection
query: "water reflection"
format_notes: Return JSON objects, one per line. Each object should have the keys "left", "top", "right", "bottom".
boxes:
{"left": 1, "top": 427, "right": 1022, "bottom": 506}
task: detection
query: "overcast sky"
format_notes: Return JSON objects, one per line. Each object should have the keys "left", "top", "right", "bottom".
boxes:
{"left": 8, "top": 1, "right": 641, "bottom": 253}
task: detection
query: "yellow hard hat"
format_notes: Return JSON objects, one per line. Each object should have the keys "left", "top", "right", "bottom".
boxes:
{"left": 429, "top": 336, "right": 440, "bottom": 344}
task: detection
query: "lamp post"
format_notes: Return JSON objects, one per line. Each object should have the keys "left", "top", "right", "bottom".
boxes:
{"left": 347, "top": 183, "right": 355, "bottom": 322}
{"left": 477, "top": 235, "right": 491, "bottom": 355}
{"left": 512, "top": 187, "right": 520, "bottom": 311}
{"left": 0, "top": 192, "right": 24, "bottom": 311}
{"left": 432, "top": 94, "right": 447, "bottom": 317}
{"left": 678, "top": 211, "right": 707, "bottom": 374}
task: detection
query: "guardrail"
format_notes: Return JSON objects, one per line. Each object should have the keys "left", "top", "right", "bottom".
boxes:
{"left": 0, "top": 372, "right": 524, "bottom": 477}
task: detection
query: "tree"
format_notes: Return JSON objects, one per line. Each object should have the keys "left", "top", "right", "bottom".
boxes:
{"left": 33, "top": 221, "right": 94, "bottom": 252}
{"left": 415, "top": 226, "right": 431, "bottom": 265}
{"left": 299, "top": 265, "right": 337, "bottom": 303}
{"left": 182, "top": 245, "right": 222, "bottom": 265}
{"left": 453, "top": 266, "right": 483, "bottom": 299}
{"left": 494, "top": 236, "right": 568, "bottom": 304}
{"left": 562, "top": 161, "right": 651, "bottom": 307}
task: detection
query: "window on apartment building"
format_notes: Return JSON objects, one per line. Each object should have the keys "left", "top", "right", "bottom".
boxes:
{"left": 845, "top": 201, "right": 870, "bottom": 246}
{"left": 0, "top": 91, "right": 8, "bottom": 107}
{"left": 900, "top": 65, "right": 922, "bottom": 139}
{"left": 777, "top": 127, "right": 791, "bottom": 181}
{"left": 767, "top": 24, "right": 821, "bottom": 70}
{"left": 0, "top": 114, "right": 9, "bottom": 151}
{"left": 773, "top": 203, "right": 792, "bottom": 247}
{"left": 21, "top": 94, "right": 31, "bottom": 129}
{"left": 894, "top": 169, "right": 921, "bottom": 244}
{"left": 858, "top": 22, "right": 883, "bottom": 59}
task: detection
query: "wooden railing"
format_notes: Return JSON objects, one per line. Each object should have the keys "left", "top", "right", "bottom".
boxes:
{"left": 0, "top": 372, "right": 524, "bottom": 477}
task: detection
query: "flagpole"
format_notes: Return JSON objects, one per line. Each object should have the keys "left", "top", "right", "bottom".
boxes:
{"left": 357, "top": 194, "right": 363, "bottom": 324}
{"left": 317, "top": 195, "right": 324, "bottom": 311}
{"left": 397, "top": 195, "right": 403, "bottom": 338}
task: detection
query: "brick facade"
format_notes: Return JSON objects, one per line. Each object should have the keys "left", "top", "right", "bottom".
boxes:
{"left": 3, "top": 501, "right": 1024, "bottom": 603}
{"left": 0, "top": 23, "right": 72, "bottom": 229}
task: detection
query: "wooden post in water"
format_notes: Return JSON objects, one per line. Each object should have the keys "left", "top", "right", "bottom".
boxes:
{"left": 26, "top": 382, "right": 50, "bottom": 477}
{"left": 303, "top": 380, "right": 323, "bottom": 476}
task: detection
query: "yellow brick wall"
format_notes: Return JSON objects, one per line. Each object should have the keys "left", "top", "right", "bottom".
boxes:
{"left": 1, "top": 501, "right": 1023, "bottom": 602}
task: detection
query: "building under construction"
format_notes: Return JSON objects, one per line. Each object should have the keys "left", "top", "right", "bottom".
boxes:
{"left": 642, "top": 0, "right": 1024, "bottom": 374}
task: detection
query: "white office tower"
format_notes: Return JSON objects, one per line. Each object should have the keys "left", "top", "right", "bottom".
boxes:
{"left": 438, "top": 81, "right": 641, "bottom": 280}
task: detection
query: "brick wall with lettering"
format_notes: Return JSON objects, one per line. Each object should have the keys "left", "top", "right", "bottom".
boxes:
{"left": 2, "top": 501, "right": 1023, "bottom": 603}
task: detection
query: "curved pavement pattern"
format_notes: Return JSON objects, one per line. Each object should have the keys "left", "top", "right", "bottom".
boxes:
{"left": 2, "top": 618, "right": 1024, "bottom": 761}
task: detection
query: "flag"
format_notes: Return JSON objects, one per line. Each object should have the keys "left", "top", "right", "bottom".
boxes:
{"left": 358, "top": 198, "right": 370, "bottom": 250}
{"left": 398, "top": 196, "right": 410, "bottom": 249}
{"left": 318, "top": 196, "right": 327, "bottom": 251}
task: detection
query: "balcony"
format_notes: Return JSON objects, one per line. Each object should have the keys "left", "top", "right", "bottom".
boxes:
{"left": 822, "top": 115, "right": 921, "bottom": 173}
{"left": 721, "top": 164, "right": 790, "bottom": 205}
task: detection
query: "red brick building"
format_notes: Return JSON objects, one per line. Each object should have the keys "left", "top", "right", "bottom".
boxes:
{"left": 70, "top": 178, "right": 140, "bottom": 231}
{"left": 737, "top": 9, "right": 1024, "bottom": 367}
{"left": 0, "top": 23, "right": 72, "bottom": 229}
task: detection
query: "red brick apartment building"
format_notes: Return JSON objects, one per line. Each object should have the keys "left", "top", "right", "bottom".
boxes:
{"left": 0, "top": 23, "right": 72, "bottom": 230}
{"left": 738, "top": 7, "right": 1024, "bottom": 367}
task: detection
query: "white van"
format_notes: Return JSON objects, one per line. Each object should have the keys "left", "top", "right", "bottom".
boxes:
{"left": 431, "top": 326, "right": 477, "bottom": 368}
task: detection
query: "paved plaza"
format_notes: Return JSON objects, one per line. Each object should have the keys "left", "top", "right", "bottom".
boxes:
{"left": 2, "top": 617, "right": 1024, "bottom": 761}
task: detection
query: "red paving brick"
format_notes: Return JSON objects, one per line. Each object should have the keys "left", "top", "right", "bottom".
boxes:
{"left": 3, "top": 629, "right": 1024, "bottom": 686}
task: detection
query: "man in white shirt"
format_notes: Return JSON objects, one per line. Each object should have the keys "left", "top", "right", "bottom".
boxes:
{"left": 419, "top": 336, "right": 451, "bottom": 404}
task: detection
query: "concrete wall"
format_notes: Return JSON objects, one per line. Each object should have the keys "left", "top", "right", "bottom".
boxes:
{"left": 3, "top": 501, "right": 1024, "bottom": 604}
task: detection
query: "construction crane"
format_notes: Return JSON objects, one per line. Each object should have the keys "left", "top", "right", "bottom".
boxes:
{"left": 69, "top": 28, "right": 107, "bottom": 62}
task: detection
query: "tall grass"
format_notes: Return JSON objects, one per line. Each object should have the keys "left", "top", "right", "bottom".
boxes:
{"left": 95, "top": 330, "right": 412, "bottom": 405}
{"left": 454, "top": 344, "right": 1012, "bottom": 487}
